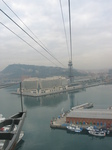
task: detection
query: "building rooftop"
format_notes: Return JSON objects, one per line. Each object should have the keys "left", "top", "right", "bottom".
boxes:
{"left": 23, "top": 76, "right": 66, "bottom": 81}
{"left": 23, "top": 77, "right": 39, "bottom": 81}
{"left": 67, "top": 109, "right": 112, "bottom": 119}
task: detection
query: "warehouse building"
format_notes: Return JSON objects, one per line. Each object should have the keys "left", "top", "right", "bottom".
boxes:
{"left": 66, "top": 109, "right": 112, "bottom": 127}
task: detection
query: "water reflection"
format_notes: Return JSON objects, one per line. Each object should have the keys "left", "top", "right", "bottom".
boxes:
{"left": 66, "top": 129, "right": 112, "bottom": 138}
{"left": 68, "top": 93, "right": 75, "bottom": 109}
{"left": 15, "top": 140, "right": 25, "bottom": 150}
{"left": 24, "top": 93, "right": 68, "bottom": 108}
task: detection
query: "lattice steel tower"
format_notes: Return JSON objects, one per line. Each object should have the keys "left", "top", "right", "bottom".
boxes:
{"left": 68, "top": 60, "right": 74, "bottom": 84}
{"left": 68, "top": 0, "right": 74, "bottom": 85}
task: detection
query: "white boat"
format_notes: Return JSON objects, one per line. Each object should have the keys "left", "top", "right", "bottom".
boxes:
{"left": 66, "top": 125, "right": 75, "bottom": 131}
{"left": 67, "top": 125, "right": 83, "bottom": 132}
{"left": 100, "top": 128, "right": 110, "bottom": 135}
{"left": 17, "top": 131, "right": 24, "bottom": 143}
{"left": 88, "top": 129, "right": 106, "bottom": 137}
{"left": 0, "top": 125, "right": 24, "bottom": 149}
{"left": 86, "top": 126, "right": 97, "bottom": 131}
{"left": 0, "top": 140, "right": 4, "bottom": 150}
{"left": 0, "top": 131, "right": 24, "bottom": 149}
{"left": 2, "top": 125, "right": 24, "bottom": 142}
{"left": 86, "top": 126, "right": 94, "bottom": 131}
{"left": 74, "top": 126, "right": 83, "bottom": 133}
{"left": 0, "top": 114, "right": 5, "bottom": 123}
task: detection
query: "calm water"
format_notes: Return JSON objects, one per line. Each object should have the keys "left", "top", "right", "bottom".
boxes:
{"left": 0, "top": 85, "right": 112, "bottom": 150}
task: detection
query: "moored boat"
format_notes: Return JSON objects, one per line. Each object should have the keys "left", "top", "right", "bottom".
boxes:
{"left": 74, "top": 126, "right": 83, "bottom": 133}
{"left": 0, "top": 111, "right": 26, "bottom": 150}
{"left": 0, "top": 114, "right": 5, "bottom": 123}
{"left": 84, "top": 103, "right": 93, "bottom": 109}
{"left": 86, "top": 125, "right": 97, "bottom": 131}
{"left": 86, "top": 126, "right": 94, "bottom": 131}
{"left": 0, "top": 131, "right": 24, "bottom": 149}
{"left": 88, "top": 129, "right": 106, "bottom": 137}
{"left": 66, "top": 125, "right": 75, "bottom": 131}
{"left": 17, "top": 131, "right": 24, "bottom": 143}
{"left": 66, "top": 125, "right": 83, "bottom": 133}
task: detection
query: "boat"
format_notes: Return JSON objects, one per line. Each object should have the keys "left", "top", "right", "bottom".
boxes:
{"left": 66, "top": 125, "right": 83, "bottom": 133}
{"left": 66, "top": 125, "right": 75, "bottom": 131}
{"left": 0, "top": 111, "right": 26, "bottom": 150}
{"left": 107, "top": 130, "right": 110, "bottom": 135}
{"left": 86, "top": 125, "right": 97, "bottom": 131}
{"left": 0, "top": 114, "right": 5, "bottom": 123}
{"left": 100, "top": 128, "right": 110, "bottom": 135}
{"left": 0, "top": 83, "right": 26, "bottom": 150}
{"left": 88, "top": 129, "right": 106, "bottom": 137}
{"left": 0, "top": 131, "right": 24, "bottom": 149}
{"left": 74, "top": 126, "right": 83, "bottom": 133}
{"left": 0, "top": 140, "right": 4, "bottom": 150}
{"left": 86, "top": 126, "right": 94, "bottom": 131}
{"left": 84, "top": 103, "right": 93, "bottom": 109}
{"left": 17, "top": 131, "right": 24, "bottom": 143}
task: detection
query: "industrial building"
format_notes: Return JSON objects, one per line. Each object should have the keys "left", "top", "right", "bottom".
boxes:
{"left": 66, "top": 109, "right": 112, "bottom": 127}
{"left": 17, "top": 76, "right": 69, "bottom": 96}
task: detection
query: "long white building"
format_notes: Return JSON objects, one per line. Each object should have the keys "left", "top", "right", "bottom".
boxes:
{"left": 17, "top": 76, "right": 70, "bottom": 96}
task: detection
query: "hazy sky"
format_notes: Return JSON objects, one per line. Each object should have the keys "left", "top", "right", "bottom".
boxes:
{"left": 0, "top": 0, "right": 112, "bottom": 71}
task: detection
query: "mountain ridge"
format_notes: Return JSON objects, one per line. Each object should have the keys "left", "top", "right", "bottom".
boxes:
{"left": 0, "top": 64, "right": 87, "bottom": 83}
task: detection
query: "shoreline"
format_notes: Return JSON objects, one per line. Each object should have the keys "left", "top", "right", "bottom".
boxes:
{"left": 12, "top": 82, "right": 107, "bottom": 97}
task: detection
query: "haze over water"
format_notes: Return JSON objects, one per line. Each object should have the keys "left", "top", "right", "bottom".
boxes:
{"left": 0, "top": 85, "right": 112, "bottom": 150}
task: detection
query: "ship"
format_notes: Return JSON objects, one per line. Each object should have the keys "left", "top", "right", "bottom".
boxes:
{"left": 0, "top": 111, "right": 26, "bottom": 150}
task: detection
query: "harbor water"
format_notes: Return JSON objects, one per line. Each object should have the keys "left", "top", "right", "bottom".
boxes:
{"left": 0, "top": 84, "right": 112, "bottom": 150}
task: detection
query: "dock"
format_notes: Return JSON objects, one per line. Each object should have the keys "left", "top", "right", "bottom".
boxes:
{"left": 50, "top": 103, "right": 112, "bottom": 133}
{"left": 50, "top": 103, "right": 93, "bottom": 130}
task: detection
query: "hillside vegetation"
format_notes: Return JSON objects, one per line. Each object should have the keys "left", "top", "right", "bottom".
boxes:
{"left": 0, "top": 64, "right": 87, "bottom": 83}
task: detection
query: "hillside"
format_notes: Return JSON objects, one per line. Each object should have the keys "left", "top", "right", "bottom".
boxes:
{"left": 0, "top": 64, "right": 87, "bottom": 83}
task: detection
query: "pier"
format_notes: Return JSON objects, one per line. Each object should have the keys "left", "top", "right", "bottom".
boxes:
{"left": 50, "top": 103, "right": 93, "bottom": 130}
{"left": 50, "top": 103, "right": 112, "bottom": 132}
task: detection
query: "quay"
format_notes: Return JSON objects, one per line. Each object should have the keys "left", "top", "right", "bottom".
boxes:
{"left": 50, "top": 103, "right": 112, "bottom": 132}
{"left": 11, "top": 75, "right": 109, "bottom": 97}
{"left": 12, "top": 81, "right": 105, "bottom": 97}
{"left": 12, "top": 85, "right": 83, "bottom": 97}
{"left": 50, "top": 103, "right": 93, "bottom": 130}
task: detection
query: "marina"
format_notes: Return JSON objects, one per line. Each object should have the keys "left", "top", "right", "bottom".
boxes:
{"left": 0, "top": 0, "right": 112, "bottom": 149}
{"left": 0, "top": 85, "right": 112, "bottom": 150}
{"left": 50, "top": 102, "right": 112, "bottom": 137}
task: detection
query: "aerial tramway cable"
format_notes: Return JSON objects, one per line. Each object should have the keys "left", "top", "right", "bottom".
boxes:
{"left": 59, "top": 0, "right": 70, "bottom": 61}
{"left": 2, "top": 0, "right": 58, "bottom": 65}
{"left": 68, "top": 0, "right": 72, "bottom": 61}
{"left": 0, "top": 9, "right": 66, "bottom": 68}
{"left": 0, "top": 22, "right": 58, "bottom": 67}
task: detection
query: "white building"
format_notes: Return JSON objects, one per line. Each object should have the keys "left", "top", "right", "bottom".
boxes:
{"left": 18, "top": 76, "right": 68, "bottom": 96}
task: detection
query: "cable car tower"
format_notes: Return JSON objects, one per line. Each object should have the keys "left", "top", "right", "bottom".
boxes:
{"left": 68, "top": 60, "right": 74, "bottom": 84}
{"left": 68, "top": 0, "right": 74, "bottom": 85}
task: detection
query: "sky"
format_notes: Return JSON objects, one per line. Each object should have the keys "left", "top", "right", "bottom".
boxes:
{"left": 0, "top": 0, "right": 112, "bottom": 71}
